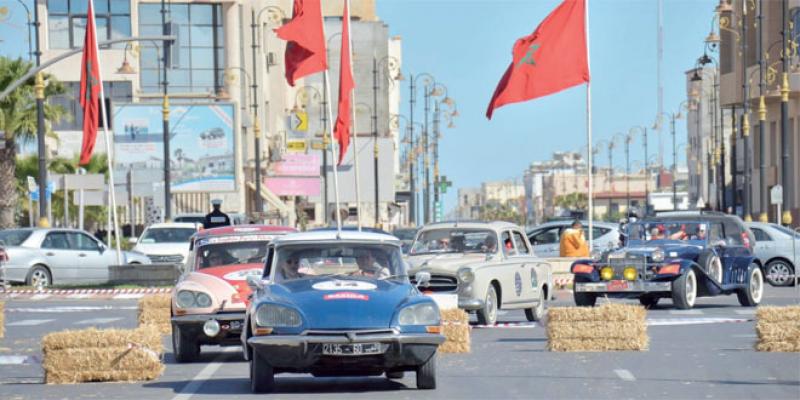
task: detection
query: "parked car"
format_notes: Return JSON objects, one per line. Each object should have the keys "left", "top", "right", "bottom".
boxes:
{"left": 746, "top": 222, "right": 799, "bottom": 286}
{"left": 393, "top": 227, "right": 419, "bottom": 254}
{"left": 527, "top": 220, "right": 619, "bottom": 257}
{"left": 242, "top": 229, "right": 444, "bottom": 393}
{"left": 406, "top": 221, "right": 553, "bottom": 325}
{"left": 571, "top": 212, "right": 763, "bottom": 309}
{"left": 0, "top": 228, "right": 150, "bottom": 287}
{"left": 130, "top": 222, "right": 201, "bottom": 265}
{"left": 171, "top": 225, "right": 296, "bottom": 362}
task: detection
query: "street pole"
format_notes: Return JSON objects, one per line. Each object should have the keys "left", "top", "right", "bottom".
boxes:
{"left": 372, "top": 56, "right": 379, "bottom": 226}
{"left": 672, "top": 116, "right": 677, "bottom": 210}
{"left": 408, "top": 75, "right": 416, "bottom": 226}
{"left": 322, "top": 82, "right": 329, "bottom": 222}
{"left": 742, "top": 1, "right": 752, "bottom": 221}
{"left": 757, "top": 0, "right": 768, "bottom": 223}
{"left": 250, "top": 9, "right": 263, "bottom": 214}
{"left": 730, "top": 105, "right": 738, "bottom": 214}
{"left": 423, "top": 84, "right": 430, "bottom": 224}
{"left": 625, "top": 134, "right": 631, "bottom": 213}
{"left": 33, "top": 0, "right": 47, "bottom": 227}
{"left": 780, "top": 0, "right": 793, "bottom": 225}
{"left": 161, "top": 0, "right": 171, "bottom": 221}
{"left": 643, "top": 128, "right": 649, "bottom": 215}
{"left": 608, "top": 142, "right": 613, "bottom": 218}
{"left": 433, "top": 101, "right": 440, "bottom": 222}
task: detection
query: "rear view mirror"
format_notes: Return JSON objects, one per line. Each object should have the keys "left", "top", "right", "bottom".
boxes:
{"left": 246, "top": 275, "right": 263, "bottom": 291}
{"left": 128, "top": 237, "right": 138, "bottom": 245}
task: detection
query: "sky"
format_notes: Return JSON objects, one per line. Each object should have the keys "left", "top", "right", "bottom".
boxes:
{"left": 0, "top": 0, "right": 718, "bottom": 216}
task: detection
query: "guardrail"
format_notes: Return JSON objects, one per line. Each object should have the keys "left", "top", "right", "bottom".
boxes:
{"left": 108, "top": 263, "right": 182, "bottom": 286}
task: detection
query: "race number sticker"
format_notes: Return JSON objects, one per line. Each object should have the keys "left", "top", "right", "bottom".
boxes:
{"left": 312, "top": 281, "right": 377, "bottom": 291}
{"left": 323, "top": 292, "right": 370, "bottom": 301}
{"left": 514, "top": 272, "right": 522, "bottom": 296}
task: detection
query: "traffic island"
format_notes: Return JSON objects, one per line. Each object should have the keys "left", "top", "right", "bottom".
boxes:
{"left": 439, "top": 308, "right": 470, "bottom": 353}
{"left": 755, "top": 305, "right": 800, "bottom": 352}
{"left": 137, "top": 294, "right": 172, "bottom": 335}
{"left": 547, "top": 304, "right": 648, "bottom": 352}
{"left": 42, "top": 326, "right": 164, "bottom": 384}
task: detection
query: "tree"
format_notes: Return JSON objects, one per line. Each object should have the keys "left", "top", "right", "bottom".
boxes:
{"left": 0, "top": 57, "right": 68, "bottom": 228}
{"left": 555, "top": 192, "right": 588, "bottom": 211}
{"left": 479, "top": 202, "right": 524, "bottom": 226}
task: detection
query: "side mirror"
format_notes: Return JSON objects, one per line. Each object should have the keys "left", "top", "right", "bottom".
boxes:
{"left": 246, "top": 275, "right": 264, "bottom": 291}
{"left": 128, "top": 237, "right": 138, "bottom": 245}
{"left": 98, "top": 243, "right": 106, "bottom": 253}
{"left": 415, "top": 271, "right": 431, "bottom": 288}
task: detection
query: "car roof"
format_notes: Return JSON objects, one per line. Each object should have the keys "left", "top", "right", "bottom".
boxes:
{"left": 528, "top": 220, "right": 618, "bottom": 231}
{"left": 272, "top": 230, "right": 401, "bottom": 246}
{"left": 194, "top": 225, "right": 297, "bottom": 239}
{"left": 419, "top": 220, "right": 521, "bottom": 232}
{"left": 310, "top": 226, "right": 392, "bottom": 235}
{"left": 144, "top": 222, "right": 201, "bottom": 229}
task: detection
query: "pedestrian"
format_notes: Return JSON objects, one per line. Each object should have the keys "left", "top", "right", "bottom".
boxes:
{"left": 203, "top": 199, "right": 231, "bottom": 229}
{"left": 559, "top": 219, "right": 589, "bottom": 257}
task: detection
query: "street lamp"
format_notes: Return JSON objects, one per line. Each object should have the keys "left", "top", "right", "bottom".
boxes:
{"left": 629, "top": 126, "right": 648, "bottom": 214}
{"left": 408, "top": 72, "right": 437, "bottom": 225}
{"left": 655, "top": 100, "right": 691, "bottom": 211}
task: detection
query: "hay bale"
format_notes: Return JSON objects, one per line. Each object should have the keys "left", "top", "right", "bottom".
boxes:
{"left": 0, "top": 301, "right": 4, "bottom": 339}
{"left": 42, "top": 326, "right": 164, "bottom": 384}
{"left": 137, "top": 294, "right": 171, "bottom": 335}
{"left": 755, "top": 306, "right": 800, "bottom": 352}
{"left": 547, "top": 304, "right": 648, "bottom": 352}
{"left": 439, "top": 308, "right": 470, "bottom": 353}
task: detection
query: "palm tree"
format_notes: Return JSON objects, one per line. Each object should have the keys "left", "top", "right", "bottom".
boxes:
{"left": 0, "top": 57, "right": 68, "bottom": 228}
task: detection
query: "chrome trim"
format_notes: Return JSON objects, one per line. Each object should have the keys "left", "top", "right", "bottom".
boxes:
{"left": 458, "top": 298, "right": 484, "bottom": 310}
{"left": 248, "top": 332, "right": 445, "bottom": 347}
{"left": 171, "top": 312, "right": 246, "bottom": 323}
{"left": 574, "top": 281, "right": 672, "bottom": 293}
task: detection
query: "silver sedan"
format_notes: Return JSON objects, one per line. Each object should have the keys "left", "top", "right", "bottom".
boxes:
{"left": 746, "top": 222, "right": 799, "bottom": 287}
{"left": 0, "top": 228, "right": 150, "bottom": 287}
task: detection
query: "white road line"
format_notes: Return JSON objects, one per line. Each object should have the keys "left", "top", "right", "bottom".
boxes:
{"left": 67, "top": 294, "right": 94, "bottom": 299}
{"left": 0, "top": 356, "right": 30, "bottom": 365}
{"left": 74, "top": 317, "right": 124, "bottom": 325}
{"left": 113, "top": 293, "right": 145, "bottom": 299}
{"left": 648, "top": 317, "right": 750, "bottom": 326}
{"left": 614, "top": 369, "right": 636, "bottom": 382}
{"left": 669, "top": 309, "right": 704, "bottom": 315}
{"left": 7, "top": 319, "right": 55, "bottom": 326}
{"left": 29, "top": 294, "right": 51, "bottom": 300}
{"left": 7, "top": 306, "right": 137, "bottom": 313}
{"left": 171, "top": 360, "right": 226, "bottom": 400}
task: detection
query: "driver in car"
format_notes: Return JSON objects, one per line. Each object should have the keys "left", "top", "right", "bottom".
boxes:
{"left": 352, "top": 250, "right": 391, "bottom": 279}
{"left": 279, "top": 256, "right": 302, "bottom": 280}
{"left": 204, "top": 248, "right": 234, "bottom": 267}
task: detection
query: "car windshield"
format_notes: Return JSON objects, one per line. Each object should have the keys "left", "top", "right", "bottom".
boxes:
{"left": 0, "top": 230, "right": 33, "bottom": 246}
{"left": 770, "top": 224, "right": 800, "bottom": 239}
{"left": 174, "top": 216, "right": 205, "bottom": 224}
{"left": 272, "top": 243, "right": 406, "bottom": 282}
{"left": 410, "top": 228, "right": 498, "bottom": 254}
{"left": 628, "top": 221, "right": 709, "bottom": 244}
{"left": 140, "top": 228, "right": 196, "bottom": 243}
{"left": 194, "top": 236, "right": 274, "bottom": 269}
{"left": 392, "top": 229, "right": 417, "bottom": 241}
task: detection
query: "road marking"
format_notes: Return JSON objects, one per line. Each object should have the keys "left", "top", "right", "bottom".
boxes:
{"left": 614, "top": 369, "right": 636, "bottom": 381}
{"left": 67, "top": 294, "right": 94, "bottom": 299}
{"left": 74, "top": 317, "right": 123, "bottom": 325}
{"left": 473, "top": 322, "right": 538, "bottom": 329}
{"left": 113, "top": 293, "right": 145, "bottom": 299}
{"left": 0, "top": 356, "right": 30, "bottom": 365}
{"left": 669, "top": 309, "right": 704, "bottom": 315}
{"left": 648, "top": 317, "right": 750, "bottom": 326}
{"left": 171, "top": 360, "right": 225, "bottom": 400}
{"left": 734, "top": 309, "right": 756, "bottom": 315}
{"left": 29, "top": 294, "right": 51, "bottom": 300}
{"left": 7, "top": 306, "right": 137, "bottom": 313}
{"left": 7, "top": 319, "right": 55, "bottom": 326}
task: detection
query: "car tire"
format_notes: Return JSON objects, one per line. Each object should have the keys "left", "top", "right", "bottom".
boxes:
{"left": 639, "top": 295, "right": 659, "bottom": 309}
{"left": 573, "top": 291, "right": 597, "bottom": 307}
{"left": 416, "top": 353, "right": 437, "bottom": 390}
{"left": 386, "top": 371, "right": 404, "bottom": 379}
{"left": 524, "top": 289, "right": 546, "bottom": 321}
{"left": 765, "top": 260, "right": 794, "bottom": 287}
{"left": 26, "top": 265, "right": 51, "bottom": 287}
{"left": 737, "top": 264, "right": 764, "bottom": 307}
{"left": 476, "top": 284, "right": 498, "bottom": 326}
{"left": 172, "top": 324, "right": 199, "bottom": 363}
{"left": 250, "top": 349, "right": 275, "bottom": 393}
{"left": 671, "top": 269, "right": 697, "bottom": 309}
{"left": 699, "top": 252, "right": 723, "bottom": 283}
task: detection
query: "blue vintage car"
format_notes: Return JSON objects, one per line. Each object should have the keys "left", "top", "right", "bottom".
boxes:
{"left": 241, "top": 230, "right": 445, "bottom": 393}
{"left": 571, "top": 213, "right": 764, "bottom": 309}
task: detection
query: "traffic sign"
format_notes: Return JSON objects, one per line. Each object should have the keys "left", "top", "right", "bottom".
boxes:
{"left": 290, "top": 111, "right": 308, "bottom": 132}
{"left": 287, "top": 140, "right": 307, "bottom": 153}
{"left": 770, "top": 185, "right": 783, "bottom": 205}
{"left": 434, "top": 201, "right": 443, "bottom": 222}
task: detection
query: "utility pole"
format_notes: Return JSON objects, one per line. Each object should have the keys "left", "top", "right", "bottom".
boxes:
{"left": 161, "top": 0, "right": 171, "bottom": 220}
{"left": 372, "top": 56, "right": 379, "bottom": 226}
{"left": 780, "top": 0, "right": 792, "bottom": 225}
{"left": 33, "top": 0, "right": 47, "bottom": 226}
{"left": 423, "top": 83, "right": 431, "bottom": 224}
{"left": 250, "top": 9, "right": 263, "bottom": 214}
{"left": 408, "top": 75, "right": 416, "bottom": 226}
{"left": 433, "top": 101, "right": 440, "bottom": 222}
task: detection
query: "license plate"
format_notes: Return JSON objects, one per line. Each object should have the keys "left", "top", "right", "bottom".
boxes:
{"left": 322, "top": 343, "right": 382, "bottom": 356}
{"left": 607, "top": 280, "right": 629, "bottom": 291}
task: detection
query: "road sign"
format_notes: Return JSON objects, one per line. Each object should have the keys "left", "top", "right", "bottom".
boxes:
{"left": 287, "top": 140, "right": 307, "bottom": 153}
{"left": 434, "top": 201, "right": 443, "bottom": 222}
{"left": 439, "top": 175, "right": 452, "bottom": 194}
{"left": 310, "top": 140, "right": 325, "bottom": 150}
{"left": 770, "top": 185, "right": 783, "bottom": 205}
{"left": 290, "top": 111, "right": 309, "bottom": 132}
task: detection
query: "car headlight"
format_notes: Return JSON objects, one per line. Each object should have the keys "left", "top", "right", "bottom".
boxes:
{"left": 651, "top": 248, "right": 665, "bottom": 263}
{"left": 176, "top": 290, "right": 213, "bottom": 308}
{"left": 398, "top": 303, "right": 440, "bottom": 326}
{"left": 255, "top": 304, "right": 302, "bottom": 327}
{"left": 457, "top": 267, "right": 474, "bottom": 284}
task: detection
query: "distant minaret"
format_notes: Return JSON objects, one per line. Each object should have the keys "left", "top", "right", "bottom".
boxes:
{"left": 657, "top": 0, "right": 664, "bottom": 170}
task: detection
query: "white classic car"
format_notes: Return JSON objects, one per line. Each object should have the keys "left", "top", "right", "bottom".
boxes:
{"left": 406, "top": 221, "right": 553, "bottom": 325}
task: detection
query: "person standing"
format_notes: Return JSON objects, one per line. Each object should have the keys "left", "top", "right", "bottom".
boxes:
{"left": 203, "top": 199, "right": 231, "bottom": 229}
{"left": 559, "top": 219, "right": 589, "bottom": 257}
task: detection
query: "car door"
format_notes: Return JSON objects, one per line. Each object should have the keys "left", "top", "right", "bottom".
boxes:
{"left": 750, "top": 227, "right": 775, "bottom": 263}
{"left": 494, "top": 230, "right": 525, "bottom": 306}
{"left": 40, "top": 231, "right": 81, "bottom": 283}
{"left": 68, "top": 232, "right": 110, "bottom": 284}
{"left": 528, "top": 226, "right": 561, "bottom": 257}
{"left": 511, "top": 230, "right": 544, "bottom": 305}
{"left": 720, "top": 220, "right": 751, "bottom": 284}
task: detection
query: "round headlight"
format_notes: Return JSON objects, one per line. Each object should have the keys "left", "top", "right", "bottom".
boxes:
{"left": 203, "top": 319, "right": 220, "bottom": 337}
{"left": 195, "top": 292, "right": 212, "bottom": 308}
{"left": 398, "top": 307, "right": 417, "bottom": 325}
{"left": 457, "top": 267, "right": 474, "bottom": 284}
{"left": 255, "top": 304, "right": 302, "bottom": 327}
{"left": 398, "top": 303, "right": 440, "bottom": 326}
{"left": 176, "top": 290, "right": 196, "bottom": 308}
{"left": 623, "top": 267, "right": 637, "bottom": 281}
{"left": 600, "top": 267, "right": 614, "bottom": 281}
{"left": 652, "top": 248, "right": 665, "bottom": 263}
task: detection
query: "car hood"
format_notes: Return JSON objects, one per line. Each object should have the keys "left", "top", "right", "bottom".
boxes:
{"left": 132, "top": 242, "right": 189, "bottom": 256}
{"left": 607, "top": 243, "right": 702, "bottom": 261}
{"left": 177, "top": 263, "right": 262, "bottom": 311}
{"left": 262, "top": 276, "right": 415, "bottom": 330}
{"left": 406, "top": 253, "right": 487, "bottom": 274}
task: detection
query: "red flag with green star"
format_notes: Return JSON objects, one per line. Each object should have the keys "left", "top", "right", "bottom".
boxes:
{"left": 486, "top": 0, "right": 589, "bottom": 119}
{"left": 78, "top": 0, "right": 102, "bottom": 165}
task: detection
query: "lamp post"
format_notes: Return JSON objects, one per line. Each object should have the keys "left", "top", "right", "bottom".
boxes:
{"left": 623, "top": 132, "right": 634, "bottom": 213}
{"left": 159, "top": 0, "right": 173, "bottom": 220}
{"left": 12, "top": 0, "right": 32, "bottom": 61}
{"left": 756, "top": 0, "right": 768, "bottom": 222}
{"left": 656, "top": 101, "right": 690, "bottom": 211}
{"left": 780, "top": 0, "right": 792, "bottom": 225}
{"left": 629, "top": 126, "right": 648, "bottom": 214}
{"left": 409, "top": 73, "right": 436, "bottom": 226}
{"left": 32, "top": 0, "right": 47, "bottom": 226}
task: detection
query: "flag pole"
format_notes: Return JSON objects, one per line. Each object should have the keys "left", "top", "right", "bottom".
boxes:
{"left": 90, "top": 0, "right": 122, "bottom": 264}
{"left": 344, "top": 0, "right": 362, "bottom": 232}
{"left": 321, "top": 8, "right": 342, "bottom": 236}
{"left": 585, "top": 0, "right": 594, "bottom": 250}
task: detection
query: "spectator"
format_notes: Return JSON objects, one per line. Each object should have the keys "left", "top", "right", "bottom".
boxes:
{"left": 559, "top": 220, "right": 589, "bottom": 257}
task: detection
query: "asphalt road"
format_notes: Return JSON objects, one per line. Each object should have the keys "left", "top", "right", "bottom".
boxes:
{"left": 1, "top": 287, "right": 798, "bottom": 400}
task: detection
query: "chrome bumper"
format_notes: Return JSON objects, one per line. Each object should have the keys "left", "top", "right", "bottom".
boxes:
{"left": 248, "top": 332, "right": 445, "bottom": 348}
{"left": 171, "top": 312, "right": 246, "bottom": 324}
{"left": 575, "top": 281, "right": 672, "bottom": 293}
{"left": 458, "top": 297, "right": 484, "bottom": 310}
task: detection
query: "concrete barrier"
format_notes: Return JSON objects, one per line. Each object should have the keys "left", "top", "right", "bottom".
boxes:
{"left": 108, "top": 264, "right": 182, "bottom": 286}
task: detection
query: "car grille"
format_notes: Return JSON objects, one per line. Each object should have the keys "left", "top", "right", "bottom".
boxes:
{"left": 409, "top": 274, "right": 458, "bottom": 292}
{"left": 147, "top": 254, "right": 184, "bottom": 264}
{"left": 606, "top": 253, "right": 652, "bottom": 280}
{"left": 302, "top": 329, "right": 396, "bottom": 337}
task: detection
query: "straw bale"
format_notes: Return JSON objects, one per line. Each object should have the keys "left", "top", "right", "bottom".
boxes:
{"left": 755, "top": 306, "right": 800, "bottom": 323}
{"left": 755, "top": 341, "right": 800, "bottom": 352}
{"left": 42, "top": 326, "right": 162, "bottom": 353}
{"left": 137, "top": 294, "right": 172, "bottom": 335}
{"left": 547, "top": 304, "right": 646, "bottom": 323}
{"left": 548, "top": 337, "right": 649, "bottom": 352}
{"left": 755, "top": 306, "right": 800, "bottom": 352}
{"left": 547, "top": 321, "right": 647, "bottom": 340}
{"left": 756, "top": 321, "right": 800, "bottom": 342}
{"left": 439, "top": 308, "right": 470, "bottom": 353}
{"left": 0, "top": 301, "right": 4, "bottom": 338}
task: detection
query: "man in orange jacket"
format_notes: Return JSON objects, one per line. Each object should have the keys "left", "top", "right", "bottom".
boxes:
{"left": 559, "top": 219, "right": 589, "bottom": 257}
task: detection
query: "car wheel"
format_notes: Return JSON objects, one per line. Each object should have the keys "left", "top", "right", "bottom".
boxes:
{"left": 26, "top": 265, "right": 51, "bottom": 288}
{"left": 386, "top": 371, "right": 404, "bottom": 379}
{"left": 699, "top": 252, "right": 723, "bottom": 283}
{"left": 416, "top": 352, "right": 437, "bottom": 390}
{"left": 524, "top": 288, "right": 546, "bottom": 321}
{"left": 639, "top": 295, "right": 659, "bottom": 309}
{"left": 172, "top": 324, "right": 199, "bottom": 363}
{"left": 765, "top": 260, "right": 794, "bottom": 287}
{"left": 671, "top": 269, "right": 697, "bottom": 309}
{"left": 737, "top": 264, "right": 764, "bottom": 307}
{"left": 250, "top": 349, "right": 275, "bottom": 393}
{"left": 573, "top": 291, "right": 597, "bottom": 307}
{"left": 476, "top": 284, "right": 498, "bottom": 325}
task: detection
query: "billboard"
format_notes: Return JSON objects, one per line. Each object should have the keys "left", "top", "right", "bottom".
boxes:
{"left": 264, "top": 154, "right": 321, "bottom": 196}
{"left": 113, "top": 103, "right": 236, "bottom": 192}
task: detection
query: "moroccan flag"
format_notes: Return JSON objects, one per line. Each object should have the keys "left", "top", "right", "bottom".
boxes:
{"left": 78, "top": 0, "right": 102, "bottom": 165}
{"left": 486, "top": 0, "right": 589, "bottom": 119}
{"left": 275, "top": 0, "right": 327, "bottom": 86}
{"left": 333, "top": 0, "right": 354, "bottom": 165}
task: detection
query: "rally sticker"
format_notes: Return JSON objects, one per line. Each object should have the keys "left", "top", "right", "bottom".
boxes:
{"left": 312, "top": 280, "right": 377, "bottom": 291}
{"left": 323, "top": 292, "right": 370, "bottom": 301}
{"left": 223, "top": 269, "right": 262, "bottom": 281}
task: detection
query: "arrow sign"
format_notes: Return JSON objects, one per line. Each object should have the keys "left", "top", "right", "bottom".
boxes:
{"left": 290, "top": 111, "right": 308, "bottom": 132}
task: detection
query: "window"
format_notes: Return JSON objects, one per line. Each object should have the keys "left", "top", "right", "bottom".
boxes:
{"left": 709, "top": 223, "right": 724, "bottom": 242}
{"left": 42, "top": 232, "right": 71, "bottom": 250}
{"left": 751, "top": 228, "right": 772, "bottom": 242}
{"left": 138, "top": 3, "right": 225, "bottom": 94}
{"left": 512, "top": 231, "right": 530, "bottom": 255}
{"left": 501, "top": 231, "right": 513, "bottom": 255}
{"left": 70, "top": 233, "right": 100, "bottom": 251}
{"left": 529, "top": 227, "right": 559, "bottom": 246}
{"left": 47, "top": 0, "right": 131, "bottom": 49}
{"left": 50, "top": 82, "right": 132, "bottom": 131}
